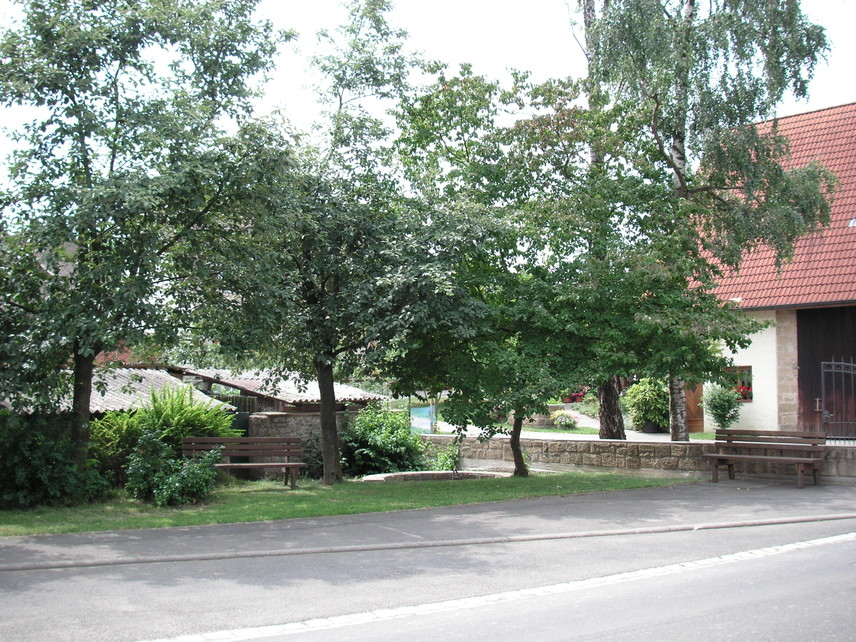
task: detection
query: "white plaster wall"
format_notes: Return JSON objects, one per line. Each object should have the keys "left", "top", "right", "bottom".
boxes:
{"left": 709, "top": 310, "right": 779, "bottom": 430}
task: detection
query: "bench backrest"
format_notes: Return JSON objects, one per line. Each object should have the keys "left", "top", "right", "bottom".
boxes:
{"left": 713, "top": 429, "right": 827, "bottom": 453}
{"left": 182, "top": 436, "right": 303, "bottom": 460}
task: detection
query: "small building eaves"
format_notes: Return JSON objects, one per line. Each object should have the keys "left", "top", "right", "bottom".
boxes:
{"left": 181, "top": 368, "right": 386, "bottom": 406}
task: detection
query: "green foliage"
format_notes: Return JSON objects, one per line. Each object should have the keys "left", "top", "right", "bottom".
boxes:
{"left": 135, "top": 387, "right": 239, "bottom": 456}
{"left": 340, "top": 404, "right": 426, "bottom": 476}
{"left": 88, "top": 411, "right": 144, "bottom": 486}
{"left": 300, "top": 435, "right": 325, "bottom": 480}
{"left": 125, "top": 431, "right": 220, "bottom": 507}
{"left": 432, "top": 442, "right": 461, "bottom": 471}
{"left": 623, "top": 379, "right": 670, "bottom": 430}
{"left": 702, "top": 383, "right": 743, "bottom": 431}
{"left": 0, "top": 0, "right": 286, "bottom": 455}
{"left": 550, "top": 410, "right": 579, "bottom": 430}
{"left": 152, "top": 450, "right": 222, "bottom": 508}
{"left": 575, "top": 391, "right": 600, "bottom": 419}
{"left": 0, "top": 411, "right": 108, "bottom": 508}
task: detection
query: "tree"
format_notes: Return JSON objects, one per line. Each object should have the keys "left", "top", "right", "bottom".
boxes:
{"left": 0, "top": 0, "right": 285, "bottom": 467}
{"left": 184, "top": 0, "right": 447, "bottom": 485}
{"left": 582, "top": 0, "right": 836, "bottom": 439}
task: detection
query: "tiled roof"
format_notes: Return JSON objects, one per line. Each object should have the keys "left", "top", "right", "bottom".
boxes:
{"left": 182, "top": 368, "right": 387, "bottom": 405}
{"left": 87, "top": 368, "right": 234, "bottom": 413}
{"left": 713, "top": 102, "right": 856, "bottom": 309}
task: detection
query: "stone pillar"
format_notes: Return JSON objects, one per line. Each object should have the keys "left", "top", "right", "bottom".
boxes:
{"left": 775, "top": 309, "right": 799, "bottom": 430}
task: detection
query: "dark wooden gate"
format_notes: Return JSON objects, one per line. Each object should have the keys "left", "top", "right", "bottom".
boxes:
{"left": 821, "top": 360, "right": 856, "bottom": 438}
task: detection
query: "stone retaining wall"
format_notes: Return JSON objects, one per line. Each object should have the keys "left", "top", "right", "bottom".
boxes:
{"left": 422, "top": 434, "right": 856, "bottom": 483}
{"left": 248, "top": 410, "right": 350, "bottom": 442}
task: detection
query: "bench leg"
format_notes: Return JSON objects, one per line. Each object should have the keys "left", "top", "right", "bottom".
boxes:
{"left": 289, "top": 468, "right": 297, "bottom": 490}
{"left": 812, "top": 466, "right": 821, "bottom": 486}
{"left": 727, "top": 463, "right": 735, "bottom": 480}
{"left": 796, "top": 463, "right": 805, "bottom": 489}
{"left": 711, "top": 461, "right": 719, "bottom": 483}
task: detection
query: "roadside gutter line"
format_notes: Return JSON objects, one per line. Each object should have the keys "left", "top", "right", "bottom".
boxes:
{"left": 3, "top": 512, "right": 856, "bottom": 573}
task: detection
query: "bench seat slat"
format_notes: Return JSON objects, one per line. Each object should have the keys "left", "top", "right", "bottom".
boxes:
{"left": 181, "top": 436, "right": 306, "bottom": 489}
{"left": 703, "top": 453, "right": 824, "bottom": 464}
{"left": 706, "top": 429, "right": 827, "bottom": 488}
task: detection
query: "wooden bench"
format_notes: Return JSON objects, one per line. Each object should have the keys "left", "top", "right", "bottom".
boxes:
{"left": 703, "top": 429, "right": 827, "bottom": 488}
{"left": 182, "top": 436, "right": 307, "bottom": 489}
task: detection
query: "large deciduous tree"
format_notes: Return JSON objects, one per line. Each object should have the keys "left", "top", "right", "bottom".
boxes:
{"left": 187, "top": 0, "right": 446, "bottom": 485}
{"left": 581, "top": 0, "right": 836, "bottom": 439}
{"left": 0, "top": 0, "right": 284, "bottom": 466}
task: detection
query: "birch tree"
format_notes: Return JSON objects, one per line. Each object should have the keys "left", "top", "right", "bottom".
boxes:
{"left": 582, "top": 0, "right": 835, "bottom": 439}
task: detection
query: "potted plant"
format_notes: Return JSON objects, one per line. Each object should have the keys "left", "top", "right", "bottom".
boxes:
{"left": 623, "top": 378, "right": 670, "bottom": 432}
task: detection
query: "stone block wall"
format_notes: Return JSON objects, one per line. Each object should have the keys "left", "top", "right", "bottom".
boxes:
{"left": 248, "top": 411, "right": 350, "bottom": 442}
{"left": 422, "top": 435, "right": 856, "bottom": 482}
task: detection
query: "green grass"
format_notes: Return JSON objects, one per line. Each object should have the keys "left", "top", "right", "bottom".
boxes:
{"left": 688, "top": 432, "right": 716, "bottom": 440}
{"left": 0, "top": 471, "right": 684, "bottom": 537}
{"left": 515, "top": 425, "right": 601, "bottom": 435}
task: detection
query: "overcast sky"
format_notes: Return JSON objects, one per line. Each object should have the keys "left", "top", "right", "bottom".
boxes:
{"left": 256, "top": 0, "right": 855, "bottom": 129}
{"left": 0, "top": 0, "right": 851, "bottom": 141}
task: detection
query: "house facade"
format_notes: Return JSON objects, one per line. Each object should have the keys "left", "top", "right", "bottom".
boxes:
{"left": 713, "top": 102, "right": 856, "bottom": 437}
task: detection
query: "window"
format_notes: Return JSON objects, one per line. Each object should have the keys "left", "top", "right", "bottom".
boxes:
{"left": 729, "top": 366, "right": 753, "bottom": 402}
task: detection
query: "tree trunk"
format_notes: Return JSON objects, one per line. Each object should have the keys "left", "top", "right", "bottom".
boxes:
{"left": 314, "top": 358, "right": 343, "bottom": 484}
{"left": 509, "top": 412, "right": 528, "bottom": 477}
{"left": 669, "top": 375, "right": 689, "bottom": 441}
{"left": 598, "top": 376, "right": 626, "bottom": 440}
{"left": 70, "top": 348, "right": 95, "bottom": 471}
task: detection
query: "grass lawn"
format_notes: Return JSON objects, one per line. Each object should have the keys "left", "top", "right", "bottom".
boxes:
{"left": 0, "top": 471, "right": 685, "bottom": 537}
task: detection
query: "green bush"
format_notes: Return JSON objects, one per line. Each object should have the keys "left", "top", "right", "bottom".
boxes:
{"left": 300, "top": 435, "right": 324, "bottom": 479}
{"left": 89, "top": 410, "right": 143, "bottom": 486}
{"left": 341, "top": 404, "right": 426, "bottom": 476}
{"left": 0, "top": 411, "right": 109, "bottom": 508}
{"left": 432, "top": 442, "right": 461, "bottom": 471}
{"left": 125, "top": 431, "right": 221, "bottom": 507}
{"left": 702, "top": 383, "right": 743, "bottom": 430}
{"left": 624, "top": 378, "right": 670, "bottom": 430}
{"left": 134, "top": 386, "right": 239, "bottom": 456}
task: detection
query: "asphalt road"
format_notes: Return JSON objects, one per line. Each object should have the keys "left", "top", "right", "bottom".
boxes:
{"left": 2, "top": 480, "right": 855, "bottom": 641}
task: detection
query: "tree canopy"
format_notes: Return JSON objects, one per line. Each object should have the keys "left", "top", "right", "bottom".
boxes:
{"left": 0, "top": 0, "right": 285, "bottom": 464}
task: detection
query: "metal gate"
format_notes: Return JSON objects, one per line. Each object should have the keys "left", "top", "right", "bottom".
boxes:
{"left": 821, "top": 360, "right": 856, "bottom": 439}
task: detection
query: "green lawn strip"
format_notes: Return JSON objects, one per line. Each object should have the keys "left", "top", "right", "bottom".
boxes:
{"left": 0, "top": 471, "right": 684, "bottom": 537}
{"left": 518, "top": 426, "right": 600, "bottom": 435}
{"left": 688, "top": 432, "right": 715, "bottom": 440}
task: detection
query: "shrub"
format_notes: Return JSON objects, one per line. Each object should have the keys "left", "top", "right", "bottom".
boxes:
{"left": 550, "top": 410, "right": 578, "bottom": 429}
{"left": 135, "top": 386, "right": 239, "bottom": 456}
{"left": 340, "top": 404, "right": 426, "bottom": 476}
{"left": 432, "top": 442, "right": 461, "bottom": 471}
{"left": 0, "top": 411, "right": 109, "bottom": 508}
{"left": 300, "top": 435, "right": 324, "bottom": 479}
{"left": 89, "top": 410, "right": 144, "bottom": 486}
{"left": 125, "top": 431, "right": 220, "bottom": 507}
{"left": 152, "top": 449, "right": 221, "bottom": 507}
{"left": 125, "top": 431, "right": 176, "bottom": 502}
{"left": 702, "top": 382, "right": 743, "bottom": 430}
{"left": 624, "top": 378, "right": 670, "bottom": 430}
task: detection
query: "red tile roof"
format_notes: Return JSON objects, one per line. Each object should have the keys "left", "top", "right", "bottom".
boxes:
{"left": 713, "top": 102, "right": 856, "bottom": 309}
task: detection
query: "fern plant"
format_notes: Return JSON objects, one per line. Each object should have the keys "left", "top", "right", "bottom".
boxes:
{"left": 135, "top": 386, "right": 239, "bottom": 455}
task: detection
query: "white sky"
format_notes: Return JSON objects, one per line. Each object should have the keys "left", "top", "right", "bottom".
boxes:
{"left": 0, "top": 0, "right": 851, "bottom": 144}
{"left": 256, "top": 0, "right": 856, "bottom": 129}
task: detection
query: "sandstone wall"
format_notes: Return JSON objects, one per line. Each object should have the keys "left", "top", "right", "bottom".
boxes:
{"left": 422, "top": 435, "right": 856, "bottom": 482}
